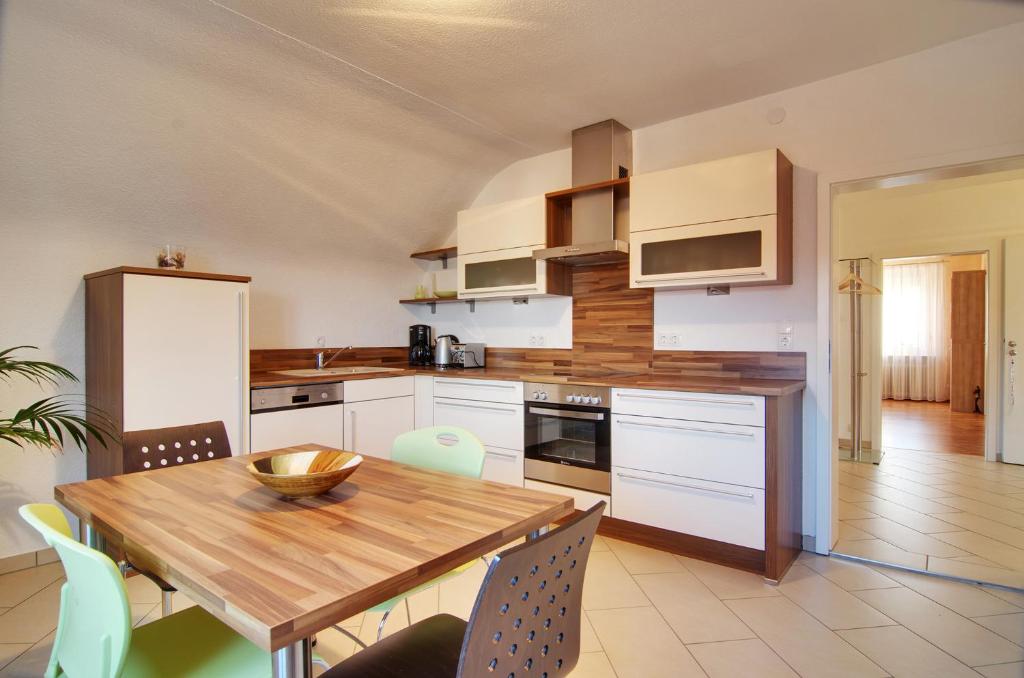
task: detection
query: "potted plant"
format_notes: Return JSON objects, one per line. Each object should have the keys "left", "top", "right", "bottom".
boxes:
{"left": 1, "top": 346, "right": 115, "bottom": 450}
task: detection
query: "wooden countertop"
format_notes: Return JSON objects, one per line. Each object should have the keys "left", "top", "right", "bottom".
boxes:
{"left": 251, "top": 364, "right": 805, "bottom": 396}
{"left": 55, "top": 445, "right": 573, "bottom": 652}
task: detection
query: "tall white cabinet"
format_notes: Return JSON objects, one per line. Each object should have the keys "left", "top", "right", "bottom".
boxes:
{"left": 85, "top": 267, "right": 251, "bottom": 479}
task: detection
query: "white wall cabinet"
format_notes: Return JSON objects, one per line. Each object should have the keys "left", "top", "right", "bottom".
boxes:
{"left": 628, "top": 149, "right": 792, "bottom": 289}
{"left": 457, "top": 195, "right": 546, "bottom": 255}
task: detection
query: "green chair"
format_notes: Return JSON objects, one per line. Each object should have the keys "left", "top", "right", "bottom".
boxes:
{"left": 19, "top": 503, "right": 272, "bottom": 678}
{"left": 338, "top": 426, "right": 487, "bottom": 647}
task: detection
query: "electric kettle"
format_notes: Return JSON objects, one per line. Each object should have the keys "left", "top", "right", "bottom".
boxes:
{"left": 434, "top": 334, "right": 459, "bottom": 368}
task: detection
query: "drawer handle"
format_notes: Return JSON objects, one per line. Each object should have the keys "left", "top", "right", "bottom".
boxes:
{"left": 529, "top": 406, "right": 604, "bottom": 421}
{"left": 617, "top": 393, "right": 756, "bottom": 407}
{"left": 437, "top": 400, "right": 518, "bottom": 414}
{"left": 441, "top": 380, "right": 517, "bottom": 389}
{"left": 486, "top": 450, "right": 519, "bottom": 460}
{"left": 616, "top": 419, "right": 754, "bottom": 438}
{"left": 616, "top": 472, "right": 755, "bottom": 499}
{"left": 635, "top": 272, "right": 766, "bottom": 284}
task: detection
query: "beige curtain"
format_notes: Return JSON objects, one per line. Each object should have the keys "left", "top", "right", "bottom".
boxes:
{"left": 881, "top": 261, "right": 951, "bottom": 402}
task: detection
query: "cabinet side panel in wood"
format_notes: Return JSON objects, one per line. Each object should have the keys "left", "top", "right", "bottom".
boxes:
{"left": 774, "top": 150, "right": 794, "bottom": 286}
{"left": 85, "top": 273, "right": 124, "bottom": 479}
{"left": 764, "top": 391, "right": 802, "bottom": 582}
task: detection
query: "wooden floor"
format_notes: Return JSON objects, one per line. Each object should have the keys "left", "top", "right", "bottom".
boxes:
{"left": 882, "top": 399, "right": 985, "bottom": 456}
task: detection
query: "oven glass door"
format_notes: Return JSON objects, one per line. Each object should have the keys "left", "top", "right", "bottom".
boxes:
{"left": 524, "top": 404, "right": 610, "bottom": 471}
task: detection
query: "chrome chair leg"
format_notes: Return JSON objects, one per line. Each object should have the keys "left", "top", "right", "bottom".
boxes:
{"left": 161, "top": 590, "right": 173, "bottom": 617}
{"left": 376, "top": 606, "right": 393, "bottom": 642}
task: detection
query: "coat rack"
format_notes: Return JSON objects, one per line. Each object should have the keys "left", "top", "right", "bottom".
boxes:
{"left": 838, "top": 258, "right": 882, "bottom": 464}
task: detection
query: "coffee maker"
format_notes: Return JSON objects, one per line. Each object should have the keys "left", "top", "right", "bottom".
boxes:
{"left": 408, "top": 325, "right": 432, "bottom": 366}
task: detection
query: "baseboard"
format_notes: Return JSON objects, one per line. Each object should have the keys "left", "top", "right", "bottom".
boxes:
{"left": 0, "top": 546, "right": 58, "bottom": 575}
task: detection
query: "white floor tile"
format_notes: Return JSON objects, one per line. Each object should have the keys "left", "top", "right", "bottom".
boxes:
{"left": 588, "top": 606, "right": 705, "bottom": 678}
{"left": 837, "top": 625, "right": 980, "bottom": 678}
{"left": 777, "top": 564, "right": 895, "bottom": 630}
{"left": 688, "top": 638, "right": 798, "bottom": 678}
{"left": 635, "top": 571, "right": 754, "bottom": 643}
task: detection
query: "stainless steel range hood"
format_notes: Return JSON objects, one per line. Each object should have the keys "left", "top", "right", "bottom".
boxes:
{"left": 534, "top": 120, "right": 632, "bottom": 265}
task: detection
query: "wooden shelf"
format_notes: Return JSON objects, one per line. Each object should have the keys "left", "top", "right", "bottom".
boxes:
{"left": 410, "top": 246, "right": 457, "bottom": 269}
{"left": 545, "top": 177, "right": 629, "bottom": 199}
{"left": 399, "top": 297, "right": 475, "bottom": 314}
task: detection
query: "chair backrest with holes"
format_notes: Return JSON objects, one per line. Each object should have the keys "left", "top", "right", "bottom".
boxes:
{"left": 20, "top": 504, "right": 132, "bottom": 678}
{"left": 457, "top": 502, "right": 605, "bottom": 678}
{"left": 122, "top": 420, "right": 231, "bottom": 473}
{"left": 391, "top": 426, "right": 486, "bottom": 479}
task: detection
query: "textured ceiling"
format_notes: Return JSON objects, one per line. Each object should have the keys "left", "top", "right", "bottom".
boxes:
{"left": 4, "top": 1, "right": 1022, "bottom": 257}
{"left": 209, "top": 0, "right": 1024, "bottom": 151}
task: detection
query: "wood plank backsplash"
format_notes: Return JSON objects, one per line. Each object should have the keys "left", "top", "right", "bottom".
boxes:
{"left": 251, "top": 261, "right": 805, "bottom": 381}
{"left": 570, "top": 261, "right": 654, "bottom": 374}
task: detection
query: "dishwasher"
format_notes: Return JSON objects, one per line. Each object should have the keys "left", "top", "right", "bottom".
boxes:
{"left": 250, "top": 383, "right": 344, "bottom": 453}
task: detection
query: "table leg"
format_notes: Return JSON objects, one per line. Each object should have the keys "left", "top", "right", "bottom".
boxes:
{"left": 527, "top": 525, "right": 550, "bottom": 541}
{"left": 272, "top": 638, "right": 312, "bottom": 678}
{"left": 80, "top": 522, "right": 106, "bottom": 552}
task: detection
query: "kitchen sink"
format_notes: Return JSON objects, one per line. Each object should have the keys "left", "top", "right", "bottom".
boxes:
{"left": 273, "top": 366, "right": 406, "bottom": 377}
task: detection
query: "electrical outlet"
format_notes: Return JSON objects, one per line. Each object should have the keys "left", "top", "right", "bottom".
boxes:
{"left": 657, "top": 333, "right": 669, "bottom": 346}
{"left": 778, "top": 334, "right": 793, "bottom": 351}
{"left": 536, "top": 335, "right": 546, "bottom": 347}
{"left": 315, "top": 336, "right": 326, "bottom": 348}
{"left": 669, "top": 334, "right": 681, "bottom": 346}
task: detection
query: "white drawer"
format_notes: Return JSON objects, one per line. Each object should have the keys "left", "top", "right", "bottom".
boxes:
{"left": 611, "top": 388, "right": 764, "bottom": 427}
{"left": 433, "top": 397, "right": 524, "bottom": 450}
{"left": 613, "top": 414, "right": 764, "bottom": 489}
{"left": 524, "top": 480, "right": 610, "bottom": 516}
{"left": 433, "top": 378, "right": 523, "bottom": 404}
{"left": 345, "top": 376, "right": 414, "bottom": 403}
{"left": 482, "top": 446, "right": 524, "bottom": 487}
{"left": 612, "top": 467, "right": 765, "bottom": 549}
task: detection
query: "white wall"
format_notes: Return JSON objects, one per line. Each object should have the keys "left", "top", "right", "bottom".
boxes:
{"left": 435, "top": 22, "right": 1024, "bottom": 544}
{"left": 0, "top": 1, "right": 519, "bottom": 559}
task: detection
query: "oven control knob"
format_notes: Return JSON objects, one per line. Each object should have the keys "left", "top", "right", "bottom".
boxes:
{"left": 321, "top": 392, "right": 329, "bottom": 400}
{"left": 582, "top": 395, "right": 592, "bottom": 404}
{"left": 539, "top": 391, "right": 548, "bottom": 400}
{"left": 592, "top": 395, "right": 602, "bottom": 405}
{"left": 573, "top": 394, "right": 583, "bottom": 404}
{"left": 565, "top": 394, "right": 574, "bottom": 403}
{"left": 532, "top": 391, "right": 540, "bottom": 399}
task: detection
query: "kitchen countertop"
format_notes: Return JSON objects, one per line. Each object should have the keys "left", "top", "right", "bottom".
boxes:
{"left": 250, "top": 364, "right": 805, "bottom": 396}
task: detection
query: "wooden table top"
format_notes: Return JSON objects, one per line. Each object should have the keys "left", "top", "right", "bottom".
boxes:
{"left": 55, "top": 445, "right": 574, "bottom": 651}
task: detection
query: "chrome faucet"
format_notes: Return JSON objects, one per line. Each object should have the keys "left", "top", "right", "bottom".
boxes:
{"left": 315, "top": 346, "right": 353, "bottom": 370}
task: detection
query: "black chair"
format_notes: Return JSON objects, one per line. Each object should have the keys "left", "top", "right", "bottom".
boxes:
{"left": 322, "top": 502, "right": 605, "bottom": 678}
{"left": 120, "top": 420, "right": 232, "bottom": 616}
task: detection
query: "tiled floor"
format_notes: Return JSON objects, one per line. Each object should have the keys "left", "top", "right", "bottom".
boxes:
{"left": 2, "top": 536, "right": 1023, "bottom": 677}
{"left": 835, "top": 445, "right": 1024, "bottom": 589}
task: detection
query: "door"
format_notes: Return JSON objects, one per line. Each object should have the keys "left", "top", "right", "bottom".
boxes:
{"left": 122, "top": 275, "right": 249, "bottom": 455}
{"left": 250, "top": 404, "right": 344, "bottom": 453}
{"left": 343, "top": 396, "right": 414, "bottom": 460}
{"left": 1004, "top": 237, "right": 1024, "bottom": 464}
{"left": 458, "top": 246, "right": 548, "bottom": 299}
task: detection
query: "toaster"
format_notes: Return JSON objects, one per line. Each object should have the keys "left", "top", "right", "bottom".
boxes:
{"left": 453, "top": 343, "right": 486, "bottom": 368}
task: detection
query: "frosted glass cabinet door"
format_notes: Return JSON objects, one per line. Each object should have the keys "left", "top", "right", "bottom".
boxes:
{"left": 458, "top": 246, "right": 549, "bottom": 298}
{"left": 630, "top": 215, "right": 778, "bottom": 289}
{"left": 122, "top": 275, "right": 249, "bottom": 454}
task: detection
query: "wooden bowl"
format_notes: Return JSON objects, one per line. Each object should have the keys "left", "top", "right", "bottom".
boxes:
{"left": 247, "top": 450, "right": 362, "bottom": 498}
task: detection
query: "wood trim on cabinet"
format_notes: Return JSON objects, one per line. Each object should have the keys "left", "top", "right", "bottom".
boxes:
{"left": 764, "top": 391, "right": 802, "bottom": 582}
{"left": 774, "top": 150, "right": 794, "bottom": 286}
{"left": 594, "top": 515, "right": 767, "bottom": 575}
{"left": 545, "top": 177, "right": 630, "bottom": 199}
{"left": 85, "top": 273, "right": 125, "bottom": 479}
{"left": 84, "top": 266, "right": 251, "bottom": 283}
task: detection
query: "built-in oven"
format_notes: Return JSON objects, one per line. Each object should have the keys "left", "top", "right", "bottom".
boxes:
{"left": 523, "top": 382, "right": 611, "bottom": 494}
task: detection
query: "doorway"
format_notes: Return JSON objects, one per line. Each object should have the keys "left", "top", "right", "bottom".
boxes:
{"left": 880, "top": 253, "right": 987, "bottom": 456}
{"left": 830, "top": 158, "right": 1024, "bottom": 590}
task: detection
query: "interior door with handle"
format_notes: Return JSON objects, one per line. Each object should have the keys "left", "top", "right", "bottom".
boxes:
{"left": 1004, "top": 236, "right": 1024, "bottom": 464}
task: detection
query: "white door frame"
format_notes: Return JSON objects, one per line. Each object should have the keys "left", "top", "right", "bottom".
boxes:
{"left": 814, "top": 146, "right": 1024, "bottom": 554}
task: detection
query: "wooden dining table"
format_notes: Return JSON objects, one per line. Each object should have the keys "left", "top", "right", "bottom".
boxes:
{"left": 55, "top": 444, "right": 574, "bottom": 677}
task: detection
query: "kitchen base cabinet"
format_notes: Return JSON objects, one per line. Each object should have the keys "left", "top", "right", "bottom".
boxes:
{"left": 611, "top": 468, "right": 765, "bottom": 549}
{"left": 250, "top": 403, "right": 344, "bottom": 453}
{"left": 525, "top": 480, "right": 610, "bottom": 516}
{"left": 343, "top": 395, "right": 414, "bottom": 460}
{"left": 483, "top": 446, "right": 524, "bottom": 487}
{"left": 606, "top": 388, "right": 802, "bottom": 583}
